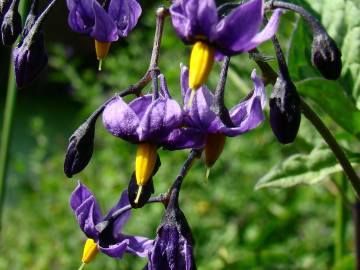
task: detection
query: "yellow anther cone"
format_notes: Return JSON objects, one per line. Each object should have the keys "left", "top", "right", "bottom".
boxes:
{"left": 189, "top": 41, "right": 215, "bottom": 90}
{"left": 94, "top": 40, "right": 111, "bottom": 71}
{"left": 135, "top": 143, "right": 157, "bottom": 202}
{"left": 81, "top": 238, "right": 98, "bottom": 265}
{"left": 204, "top": 133, "right": 226, "bottom": 168}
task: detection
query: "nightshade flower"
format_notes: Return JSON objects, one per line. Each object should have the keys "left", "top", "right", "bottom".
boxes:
{"left": 66, "top": 0, "right": 141, "bottom": 69}
{"left": 70, "top": 182, "right": 153, "bottom": 268}
{"left": 103, "top": 74, "right": 205, "bottom": 203}
{"left": 181, "top": 65, "right": 266, "bottom": 171}
{"left": 146, "top": 187, "right": 196, "bottom": 270}
{"left": 170, "top": 0, "right": 281, "bottom": 104}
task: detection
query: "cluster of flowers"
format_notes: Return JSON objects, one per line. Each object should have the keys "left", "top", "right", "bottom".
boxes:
{"left": 1, "top": 0, "right": 342, "bottom": 268}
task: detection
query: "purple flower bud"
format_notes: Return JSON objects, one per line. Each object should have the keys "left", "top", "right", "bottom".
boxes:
{"left": 311, "top": 32, "right": 342, "bottom": 80}
{"left": 21, "top": 0, "right": 39, "bottom": 38}
{"left": 0, "top": 0, "right": 11, "bottom": 22}
{"left": 269, "top": 77, "right": 301, "bottom": 144}
{"left": 64, "top": 118, "right": 96, "bottom": 178}
{"left": 1, "top": 0, "right": 21, "bottom": 46}
{"left": 148, "top": 189, "right": 197, "bottom": 270}
{"left": 13, "top": 0, "right": 55, "bottom": 88}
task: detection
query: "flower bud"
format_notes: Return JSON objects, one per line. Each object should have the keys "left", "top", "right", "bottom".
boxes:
{"left": 21, "top": 0, "right": 39, "bottom": 38}
{"left": 13, "top": 0, "right": 55, "bottom": 88}
{"left": 311, "top": 32, "right": 342, "bottom": 80}
{"left": 1, "top": 0, "right": 21, "bottom": 46}
{"left": 269, "top": 77, "right": 301, "bottom": 144}
{"left": 64, "top": 118, "right": 96, "bottom": 178}
{"left": 148, "top": 188, "right": 197, "bottom": 270}
{"left": 189, "top": 41, "right": 215, "bottom": 90}
{"left": 0, "top": 0, "right": 11, "bottom": 22}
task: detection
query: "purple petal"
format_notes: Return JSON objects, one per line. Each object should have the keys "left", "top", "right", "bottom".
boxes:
{"left": 170, "top": 0, "right": 218, "bottom": 43}
{"left": 66, "top": 0, "right": 94, "bottom": 33}
{"left": 125, "top": 235, "right": 154, "bottom": 257}
{"left": 108, "top": 0, "right": 141, "bottom": 37}
{"left": 98, "top": 238, "right": 129, "bottom": 258}
{"left": 70, "top": 182, "right": 102, "bottom": 239}
{"left": 214, "top": 0, "right": 263, "bottom": 53}
{"left": 239, "top": 9, "right": 282, "bottom": 52}
{"left": 102, "top": 96, "right": 141, "bottom": 143}
{"left": 90, "top": 1, "right": 118, "bottom": 42}
{"left": 161, "top": 127, "right": 206, "bottom": 150}
{"left": 211, "top": 70, "right": 266, "bottom": 136}
{"left": 105, "top": 189, "right": 131, "bottom": 233}
{"left": 138, "top": 98, "right": 182, "bottom": 142}
{"left": 180, "top": 64, "right": 189, "bottom": 101}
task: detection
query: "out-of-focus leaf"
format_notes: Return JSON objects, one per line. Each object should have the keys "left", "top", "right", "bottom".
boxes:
{"left": 255, "top": 145, "right": 360, "bottom": 189}
{"left": 296, "top": 78, "right": 360, "bottom": 138}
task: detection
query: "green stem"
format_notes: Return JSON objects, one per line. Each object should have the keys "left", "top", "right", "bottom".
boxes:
{"left": 335, "top": 174, "right": 347, "bottom": 265}
{"left": 0, "top": 57, "right": 17, "bottom": 233}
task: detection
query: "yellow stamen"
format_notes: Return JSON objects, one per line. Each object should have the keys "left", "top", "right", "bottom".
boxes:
{"left": 81, "top": 238, "right": 98, "bottom": 265}
{"left": 94, "top": 40, "right": 111, "bottom": 71}
{"left": 134, "top": 185, "right": 143, "bottom": 204}
{"left": 189, "top": 41, "right": 215, "bottom": 90}
{"left": 204, "top": 133, "right": 226, "bottom": 168}
{"left": 135, "top": 143, "right": 158, "bottom": 186}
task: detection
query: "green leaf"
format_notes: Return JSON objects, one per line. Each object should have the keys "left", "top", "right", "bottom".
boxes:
{"left": 296, "top": 78, "right": 360, "bottom": 138}
{"left": 255, "top": 145, "right": 360, "bottom": 189}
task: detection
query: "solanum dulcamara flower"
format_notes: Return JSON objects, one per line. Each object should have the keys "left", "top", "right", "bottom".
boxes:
{"left": 66, "top": 0, "right": 141, "bottom": 69}
{"left": 181, "top": 65, "right": 266, "bottom": 174}
{"left": 170, "top": 0, "right": 281, "bottom": 104}
{"left": 102, "top": 74, "right": 205, "bottom": 204}
{"left": 70, "top": 182, "right": 153, "bottom": 268}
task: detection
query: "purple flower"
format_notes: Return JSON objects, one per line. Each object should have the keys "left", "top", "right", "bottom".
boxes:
{"left": 181, "top": 65, "right": 266, "bottom": 137}
{"left": 170, "top": 0, "right": 281, "bottom": 56}
{"left": 102, "top": 74, "right": 205, "bottom": 150}
{"left": 70, "top": 181, "right": 153, "bottom": 258}
{"left": 147, "top": 188, "right": 196, "bottom": 270}
{"left": 66, "top": 0, "right": 141, "bottom": 42}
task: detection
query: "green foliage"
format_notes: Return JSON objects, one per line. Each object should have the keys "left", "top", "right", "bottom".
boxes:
{"left": 256, "top": 144, "right": 360, "bottom": 189}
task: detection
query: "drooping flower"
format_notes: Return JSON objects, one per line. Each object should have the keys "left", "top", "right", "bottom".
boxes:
{"left": 103, "top": 74, "right": 205, "bottom": 202}
{"left": 12, "top": 0, "right": 55, "bottom": 88}
{"left": 70, "top": 181, "right": 153, "bottom": 267}
{"left": 146, "top": 187, "right": 196, "bottom": 270}
{"left": 181, "top": 65, "right": 266, "bottom": 170}
{"left": 66, "top": 0, "right": 141, "bottom": 68}
{"left": 170, "top": 0, "right": 281, "bottom": 100}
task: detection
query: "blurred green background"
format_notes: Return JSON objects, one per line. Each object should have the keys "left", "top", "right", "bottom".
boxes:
{"left": 0, "top": 0, "right": 359, "bottom": 269}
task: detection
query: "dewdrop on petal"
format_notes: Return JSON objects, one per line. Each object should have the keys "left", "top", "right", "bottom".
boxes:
{"left": 135, "top": 143, "right": 158, "bottom": 204}
{"left": 95, "top": 40, "right": 111, "bottom": 71}
{"left": 78, "top": 238, "right": 98, "bottom": 270}
{"left": 204, "top": 133, "right": 226, "bottom": 181}
{"left": 188, "top": 41, "right": 215, "bottom": 107}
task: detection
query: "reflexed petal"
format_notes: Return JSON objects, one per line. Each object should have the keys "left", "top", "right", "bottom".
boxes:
{"left": 239, "top": 9, "right": 282, "bottom": 52}
{"left": 91, "top": 0, "right": 118, "bottom": 42}
{"left": 66, "top": 0, "right": 94, "bottom": 33}
{"left": 108, "top": 0, "right": 141, "bottom": 37}
{"left": 125, "top": 235, "right": 154, "bottom": 257}
{"left": 138, "top": 98, "right": 182, "bottom": 142}
{"left": 98, "top": 238, "right": 129, "bottom": 258}
{"left": 70, "top": 182, "right": 102, "bottom": 239}
{"left": 102, "top": 96, "right": 140, "bottom": 142}
{"left": 214, "top": 0, "right": 263, "bottom": 50}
